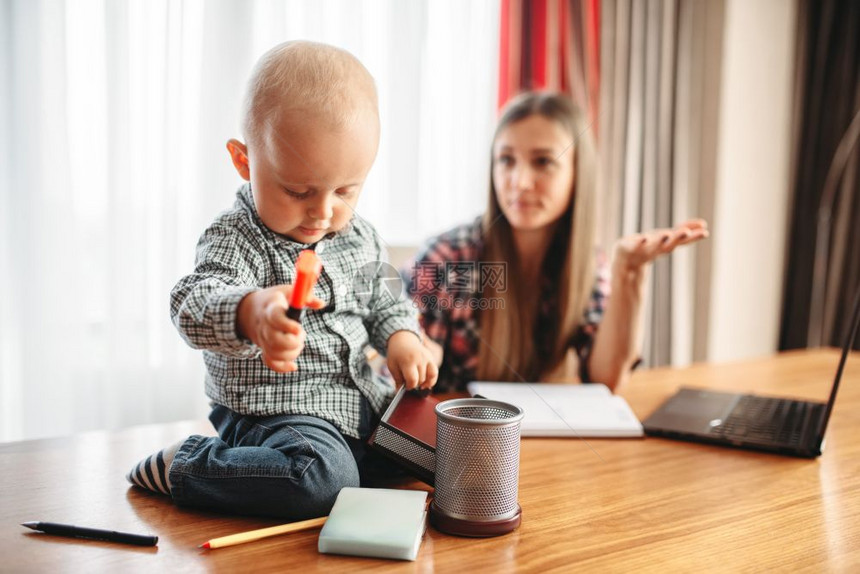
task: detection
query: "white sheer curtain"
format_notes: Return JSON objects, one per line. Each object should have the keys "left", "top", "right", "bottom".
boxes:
{"left": 0, "top": 0, "right": 499, "bottom": 441}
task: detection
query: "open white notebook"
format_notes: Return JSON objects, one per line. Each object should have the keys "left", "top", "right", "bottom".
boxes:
{"left": 466, "top": 382, "right": 644, "bottom": 437}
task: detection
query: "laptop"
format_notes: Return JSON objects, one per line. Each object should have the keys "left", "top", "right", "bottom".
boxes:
{"left": 643, "top": 288, "right": 860, "bottom": 457}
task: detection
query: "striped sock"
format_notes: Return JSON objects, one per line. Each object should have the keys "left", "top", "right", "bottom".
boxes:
{"left": 126, "top": 441, "right": 181, "bottom": 496}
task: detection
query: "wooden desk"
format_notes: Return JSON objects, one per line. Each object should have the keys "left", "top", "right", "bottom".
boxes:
{"left": 2, "top": 349, "right": 859, "bottom": 572}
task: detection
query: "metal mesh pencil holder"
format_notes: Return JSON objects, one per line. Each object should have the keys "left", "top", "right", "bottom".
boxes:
{"left": 430, "top": 398, "right": 524, "bottom": 537}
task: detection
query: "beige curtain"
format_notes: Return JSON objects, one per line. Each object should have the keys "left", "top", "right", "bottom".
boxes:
{"left": 598, "top": 0, "right": 724, "bottom": 367}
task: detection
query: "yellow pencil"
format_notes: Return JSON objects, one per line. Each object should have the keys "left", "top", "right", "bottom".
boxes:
{"left": 199, "top": 516, "right": 327, "bottom": 549}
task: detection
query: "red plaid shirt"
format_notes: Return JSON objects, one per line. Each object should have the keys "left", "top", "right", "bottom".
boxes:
{"left": 403, "top": 217, "right": 610, "bottom": 392}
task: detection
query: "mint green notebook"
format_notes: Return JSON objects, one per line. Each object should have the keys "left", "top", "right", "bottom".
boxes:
{"left": 317, "top": 487, "right": 428, "bottom": 561}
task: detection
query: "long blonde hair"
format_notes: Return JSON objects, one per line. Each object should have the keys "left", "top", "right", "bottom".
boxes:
{"left": 477, "top": 92, "right": 598, "bottom": 382}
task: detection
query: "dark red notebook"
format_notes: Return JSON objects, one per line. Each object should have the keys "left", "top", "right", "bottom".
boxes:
{"left": 368, "top": 387, "right": 439, "bottom": 485}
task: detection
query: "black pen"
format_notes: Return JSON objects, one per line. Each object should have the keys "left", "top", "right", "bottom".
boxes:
{"left": 21, "top": 522, "right": 158, "bottom": 546}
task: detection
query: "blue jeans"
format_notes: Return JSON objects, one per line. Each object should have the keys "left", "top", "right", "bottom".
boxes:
{"left": 169, "top": 401, "right": 397, "bottom": 519}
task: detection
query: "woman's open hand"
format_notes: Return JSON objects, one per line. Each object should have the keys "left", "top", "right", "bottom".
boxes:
{"left": 613, "top": 219, "right": 709, "bottom": 274}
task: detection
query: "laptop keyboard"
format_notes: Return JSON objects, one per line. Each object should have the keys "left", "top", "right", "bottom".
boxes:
{"left": 711, "top": 396, "right": 811, "bottom": 446}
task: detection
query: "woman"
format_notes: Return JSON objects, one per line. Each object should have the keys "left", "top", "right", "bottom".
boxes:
{"left": 406, "top": 92, "right": 707, "bottom": 392}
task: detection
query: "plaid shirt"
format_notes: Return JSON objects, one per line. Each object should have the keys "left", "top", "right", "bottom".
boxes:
{"left": 171, "top": 184, "right": 420, "bottom": 439}
{"left": 404, "top": 217, "right": 609, "bottom": 392}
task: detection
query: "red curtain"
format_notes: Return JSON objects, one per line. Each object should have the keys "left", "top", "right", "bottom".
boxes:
{"left": 498, "top": 0, "right": 601, "bottom": 133}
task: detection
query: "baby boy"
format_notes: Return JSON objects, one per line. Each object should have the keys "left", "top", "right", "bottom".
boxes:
{"left": 126, "top": 41, "right": 437, "bottom": 519}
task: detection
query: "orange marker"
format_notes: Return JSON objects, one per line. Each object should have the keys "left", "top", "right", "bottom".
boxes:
{"left": 287, "top": 250, "right": 323, "bottom": 322}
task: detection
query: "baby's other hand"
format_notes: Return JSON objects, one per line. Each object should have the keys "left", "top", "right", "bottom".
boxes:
{"left": 236, "top": 285, "right": 326, "bottom": 373}
{"left": 386, "top": 331, "right": 439, "bottom": 391}
{"left": 420, "top": 329, "right": 444, "bottom": 367}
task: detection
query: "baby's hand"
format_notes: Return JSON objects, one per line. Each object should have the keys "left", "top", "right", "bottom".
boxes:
{"left": 613, "top": 219, "right": 709, "bottom": 274}
{"left": 386, "top": 331, "right": 439, "bottom": 391}
{"left": 236, "top": 285, "right": 326, "bottom": 373}
{"left": 421, "top": 330, "right": 444, "bottom": 367}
